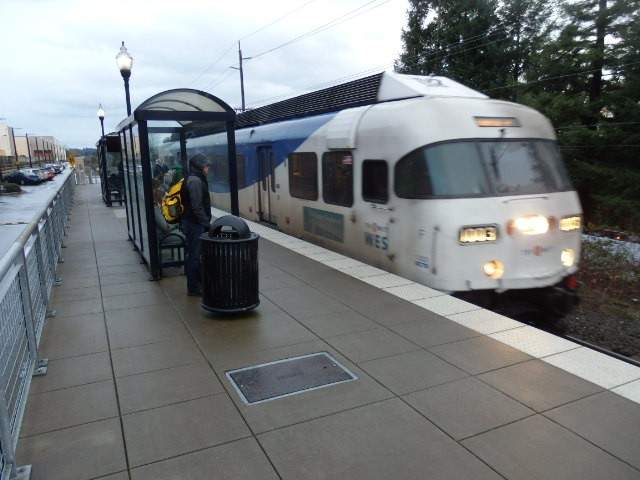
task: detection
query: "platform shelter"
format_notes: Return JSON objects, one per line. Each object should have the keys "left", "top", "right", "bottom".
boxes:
{"left": 116, "top": 89, "right": 237, "bottom": 280}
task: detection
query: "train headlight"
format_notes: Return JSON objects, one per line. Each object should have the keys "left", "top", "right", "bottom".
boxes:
{"left": 560, "top": 216, "right": 582, "bottom": 232}
{"left": 483, "top": 260, "right": 504, "bottom": 279}
{"left": 561, "top": 249, "right": 575, "bottom": 267}
{"left": 507, "top": 214, "right": 549, "bottom": 235}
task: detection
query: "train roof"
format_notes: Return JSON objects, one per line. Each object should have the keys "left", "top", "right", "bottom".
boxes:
{"left": 235, "top": 72, "right": 487, "bottom": 129}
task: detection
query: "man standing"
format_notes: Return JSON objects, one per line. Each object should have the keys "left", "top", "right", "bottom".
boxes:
{"left": 181, "top": 153, "right": 212, "bottom": 296}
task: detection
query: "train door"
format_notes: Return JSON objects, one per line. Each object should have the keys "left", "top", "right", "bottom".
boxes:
{"left": 257, "top": 146, "right": 276, "bottom": 223}
{"left": 360, "top": 160, "right": 395, "bottom": 267}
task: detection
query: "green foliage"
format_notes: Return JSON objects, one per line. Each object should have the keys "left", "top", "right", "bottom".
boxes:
{"left": 395, "top": 0, "right": 640, "bottom": 231}
{"left": 580, "top": 238, "right": 640, "bottom": 301}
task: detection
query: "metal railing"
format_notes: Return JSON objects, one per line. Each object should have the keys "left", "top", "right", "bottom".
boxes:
{"left": 0, "top": 174, "right": 75, "bottom": 480}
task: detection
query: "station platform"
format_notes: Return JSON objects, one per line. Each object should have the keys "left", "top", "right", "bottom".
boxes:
{"left": 16, "top": 183, "right": 640, "bottom": 480}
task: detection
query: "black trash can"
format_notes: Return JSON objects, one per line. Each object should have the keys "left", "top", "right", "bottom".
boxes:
{"left": 200, "top": 215, "right": 260, "bottom": 313}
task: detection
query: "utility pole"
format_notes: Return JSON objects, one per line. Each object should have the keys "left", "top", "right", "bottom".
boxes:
{"left": 238, "top": 41, "right": 246, "bottom": 112}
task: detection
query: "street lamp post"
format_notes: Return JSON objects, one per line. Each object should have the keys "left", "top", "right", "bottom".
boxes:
{"left": 97, "top": 104, "right": 105, "bottom": 139}
{"left": 116, "top": 42, "right": 133, "bottom": 116}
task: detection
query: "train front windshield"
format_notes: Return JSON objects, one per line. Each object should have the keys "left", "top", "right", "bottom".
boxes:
{"left": 395, "top": 139, "right": 573, "bottom": 198}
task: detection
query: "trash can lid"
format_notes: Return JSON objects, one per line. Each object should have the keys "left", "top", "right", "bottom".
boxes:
{"left": 209, "top": 215, "right": 251, "bottom": 239}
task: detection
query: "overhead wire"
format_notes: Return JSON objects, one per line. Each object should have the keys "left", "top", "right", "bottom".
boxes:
{"left": 249, "top": 0, "right": 390, "bottom": 60}
{"left": 192, "top": 0, "right": 320, "bottom": 90}
{"left": 204, "top": 0, "right": 393, "bottom": 101}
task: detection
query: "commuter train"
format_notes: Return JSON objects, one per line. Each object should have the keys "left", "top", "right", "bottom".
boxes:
{"left": 165, "top": 72, "right": 583, "bottom": 318}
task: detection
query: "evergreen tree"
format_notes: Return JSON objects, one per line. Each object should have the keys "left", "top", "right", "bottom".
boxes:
{"left": 395, "top": 0, "right": 508, "bottom": 93}
{"left": 395, "top": 0, "right": 640, "bottom": 230}
{"left": 495, "top": 0, "right": 556, "bottom": 100}
{"left": 533, "top": 0, "right": 640, "bottom": 230}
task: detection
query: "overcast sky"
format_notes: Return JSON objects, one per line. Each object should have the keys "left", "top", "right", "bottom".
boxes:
{"left": 0, "top": 0, "right": 408, "bottom": 149}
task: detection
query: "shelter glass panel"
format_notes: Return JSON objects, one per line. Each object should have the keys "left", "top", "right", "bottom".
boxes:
{"left": 131, "top": 125, "right": 149, "bottom": 260}
{"left": 121, "top": 130, "right": 137, "bottom": 241}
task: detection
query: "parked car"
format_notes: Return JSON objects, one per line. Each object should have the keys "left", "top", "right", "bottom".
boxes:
{"left": 45, "top": 163, "right": 63, "bottom": 174}
{"left": 38, "top": 167, "right": 56, "bottom": 181}
{"left": 4, "top": 170, "right": 42, "bottom": 185}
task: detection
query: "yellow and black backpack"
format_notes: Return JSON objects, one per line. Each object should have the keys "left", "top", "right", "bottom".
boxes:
{"left": 161, "top": 178, "right": 185, "bottom": 224}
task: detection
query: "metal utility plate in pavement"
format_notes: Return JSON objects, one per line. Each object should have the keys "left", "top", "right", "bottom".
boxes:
{"left": 226, "top": 352, "right": 358, "bottom": 405}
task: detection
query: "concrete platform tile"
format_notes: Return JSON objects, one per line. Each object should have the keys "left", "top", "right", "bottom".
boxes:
{"left": 361, "top": 272, "right": 414, "bottom": 289}
{"left": 545, "top": 391, "right": 640, "bottom": 469}
{"left": 353, "top": 296, "right": 442, "bottom": 327}
{"left": 263, "top": 283, "right": 350, "bottom": 319}
{"left": 404, "top": 376, "right": 534, "bottom": 440}
{"left": 56, "top": 262, "right": 98, "bottom": 280}
{"left": 102, "top": 289, "right": 171, "bottom": 312}
{"left": 21, "top": 380, "right": 118, "bottom": 437}
{"left": 298, "top": 310, "right": 379, "bottom": 338}
{"left": 257, "top": 398, "right": 501, "bottom": 480}
{"left": 230, "top": 361, "right": 393, "bottom": 434}
{"left": 51, "top": 297, "right": 103, "bottom": 318}
{"left": 259, "top": 270, "right": 306, "bottom": 292}
{"left": 16, "top": 418, "right": 127, "bottom": 480}
{"left": 123, "top": 394, "right": 251, "bottom": 467}
{"left": 29, "top": 351, "right": 112, "bottom": 394}
{"left": 212, "top": 340, "right": 393, "bottom": 434}
{"left": 489, "top": 325, "right": 580, "bottom": 358}
{"left": 478, "top": 359, "right": 604, "bottom": 412}
{"left": 447, "top": 308, "right": 524, "bottom": 335}
{"left": 49, "top": 285, "right": 101, "bottom": 303}
{"left": 340, "top": 264, "right": 387, "bottom": 279}
{"left": 91, "top": 473, "right": 129, "bottom": 480}
{"left": 429, "top": 335, "right": 533, "bottom": 375}
{"left": 326, "top": 327, "right": 420, "bottom": 364}
{"left": 613, "top": 379, "right": 640, "bottom": 403}
{"left": 116, "top": 362, "right": 224, "bottom": 414}
{"left": 389, "top": 316, "right": 480, "bottom": 348}
{"left": 99, "top": 270, "right": 153, "bottom": 286}
{"left": 194, "top": 309, "right": 318, "bottom": 361}
{"left": 105, "top": 304, "right": 191, "bottom": 349}
{"left": 98, "top": 262, "right": 150, "bottom": 277}
{"left": 304, "top": 269, "right": 401, "bottom": 312}
{"left": 130, "top": 438, "right": 279, "bottom": 480}
{"left": 462, "top": 414, "right": 640, "bottom": 480}
{"left": 53, "top": 274, "right": 100, "bottom": 290}
{"left": 101, "top": 280, "right": 162, "bottom": 298}
{"left": 97, "top": 251, "right": 143, "bottom": 268}
{"left": 412, "top": 295, "right": 481, "bottom": 316}
{"left": 383, "top": 283, "right": 443, "bottom": 301}
{"left": 359, "top": 349, "right": 469, "bottom": 395}
{"left": 543, "top": 347, "right": 640, "bottom": 389}
{"left": 38, "top": 312, "right": 108, "bottom": 360}
{"left": 92, "top": 472, "right": 129, "bottom": 480}
{"left": 111, "top": 337, "right": 205, "bottom": 378}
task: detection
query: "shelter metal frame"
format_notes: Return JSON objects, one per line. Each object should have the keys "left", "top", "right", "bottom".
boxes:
{"left": 116, "top": 89, "right": 237, "bottom": 280}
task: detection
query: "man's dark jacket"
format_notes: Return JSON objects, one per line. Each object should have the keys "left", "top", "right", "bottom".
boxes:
{"left": 182, "top": 154, "right": 211, "bottom": 229}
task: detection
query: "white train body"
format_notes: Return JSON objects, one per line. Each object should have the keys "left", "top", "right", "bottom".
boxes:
{"left": 186, "top": 73, "right": 582, "bottom": 311}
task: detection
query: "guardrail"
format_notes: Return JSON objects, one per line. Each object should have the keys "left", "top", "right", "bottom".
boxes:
{"left": 0, "top": 175, "right": 75, "bottom": 480}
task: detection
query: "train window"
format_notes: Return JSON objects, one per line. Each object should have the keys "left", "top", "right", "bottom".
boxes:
{"left": 395, "top": 149, "right": 434, "bottom": 198}
{"left": 426, "top": 143, "right": 489, "bottom": 195}
{"left": 478, "top": 140, "right": 572, "bottom": 194}
{"left": 395, "top": 139, "right": 573, "bottom": 199}
{"left": 208, "top": 154, "right": 245, "bottom": 188}
{"left": 395, "top": 143, "right": 488, "bottom": 197}
{"left": 288, "top": 152, "right": 318, "bottom": 200}
{"left": 236, "top": 154, "right": 246, "bottom": 188}
{"left": 362, "top": 160, "right": 388, "bottom": 203}
{"left": 210, "top": 155, "right": 229, "bottom": 185}
{"left": 322, "top": 151, "right": 353, "bottom": 207}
